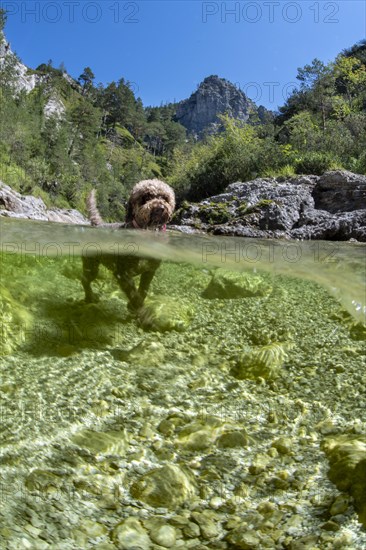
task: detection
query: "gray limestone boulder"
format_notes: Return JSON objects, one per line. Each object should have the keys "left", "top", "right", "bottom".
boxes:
{"left": 313, "top": 170, "right": 366, "bottom": 213}
{"left": 173, "top": 171, "right": 366, "bottom": 241}
{"left": 0, "top": 182, "right": 88, "bottom": 224}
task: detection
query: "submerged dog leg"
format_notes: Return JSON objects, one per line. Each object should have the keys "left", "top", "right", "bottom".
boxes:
{"left": 138, "top": 259, "right": 161, "bottom": 304}
{"left": 81, "top": 257, "right": 100, "bottom": 303}
{"left": 114, "top": 271, "right": 143, "bottom": 311}
{"left": 110, "top": 257, "right": 141, "bottom": 311}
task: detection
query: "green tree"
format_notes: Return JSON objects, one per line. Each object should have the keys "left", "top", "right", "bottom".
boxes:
{"left": 296, "top": 58, "right": 330, "bottom": 89}
{"left": 341, "top": 40, "right": 366, "bottom": 65}
{"left": 334, "top": 55, "right": 366, "bottom": 107}
{"left": 78, "top": 66, "right": 95, "bottom": 97}
{"left": 100, "top": 79, "right": 138, "bottom": 131}
{"left": 284, "top": 111, "right": 320, "bottom": 151}
{"left": 67, "top": 99, "right": 101, "bottom": 158}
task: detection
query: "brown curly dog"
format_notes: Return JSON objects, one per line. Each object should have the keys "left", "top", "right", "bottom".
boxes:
{"left": 81, "top": 179, "right": 175, "bottom": 311}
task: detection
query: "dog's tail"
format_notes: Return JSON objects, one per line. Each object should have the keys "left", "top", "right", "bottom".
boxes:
{"left": 87, "top": 190, "right": 104, "bottom": 226}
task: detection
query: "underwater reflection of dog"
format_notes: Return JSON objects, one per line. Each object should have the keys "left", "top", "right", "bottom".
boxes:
{"left": 81, "top": 179, "right": 175, "bottom": 312}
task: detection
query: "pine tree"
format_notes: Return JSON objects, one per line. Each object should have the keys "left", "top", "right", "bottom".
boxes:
{"left": 78, "top": 67, "right": 95, "bottom": 97}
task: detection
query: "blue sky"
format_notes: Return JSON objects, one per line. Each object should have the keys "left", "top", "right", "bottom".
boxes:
{"left": 2, "top": 1, "right": 366, "bottom": 110}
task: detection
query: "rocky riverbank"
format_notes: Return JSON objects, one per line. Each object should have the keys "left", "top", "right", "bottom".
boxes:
{"left": 1, "top": 171, "right": 366, "bottom": 242}
{"left": 172, "top": 171, "right": 366, "bottom": 242}
{"left": 0, "top": 182, "right": 88, "bottom": 225}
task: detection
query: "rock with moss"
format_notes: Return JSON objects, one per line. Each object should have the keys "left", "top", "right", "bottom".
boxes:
{"left": 217, "top": 430, "right": 249, "bottom": 449}
{"left": 130, "top": 464, "right": 197, "bottom": 509}
{"left": 146, "top": 521, "right": 177, "bottom": 547}
{"left": 177, "top": 416, "right": 224, "bottom": 451}
{"left": 271, "top": 437, "right": 294, "bottom": 455}
{"left": 111, "top": 517, "right": 151, "bottom": 549}
{"left": 202, "top": 269, "right": 272, "bottom": 299}
{"left": 25, "top": 469, "right": 63, "bottom": 494}
{"left": 231, "top": 342, "right": 293, "bottom": 380}
{"left": 322, "top": 434, "right": 366, "bottom": 528}
{"left": 70, "top": 429, "right": 129, "bottom": 456}
{"left": 349, "top": 322, "right": 366, "bottom": 341}
{"left": 190, "top": 510, "right": 221, "bottom": 539}
{"left": 111, "top": 340, "right": 166, "bottom": 365}
{"left": 77, "top": 519, "right": 108, "bottom": 539}
{"left": 196, "top": 202, "right": 233, "bottom": 225}
{"left": 225, "top": 527, "right": 262, "bottom": 548}
{"left": 137, "top": 296, "right": 194, "bottom": 331}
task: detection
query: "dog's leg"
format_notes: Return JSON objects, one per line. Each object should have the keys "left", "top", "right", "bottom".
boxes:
{"left": 112, "top": 257, "right": 142, "bottom": 311}
{"left": 137, "top": 259, "right": 161, "bottom": 304}
{"left": 115, "top": 271, "right": 142, "bottom": 311}
{"left": 81, "top": 257, "right": 100, "bottom": 303}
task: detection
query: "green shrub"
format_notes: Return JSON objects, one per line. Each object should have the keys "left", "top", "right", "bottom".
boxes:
{"left": 263, "top": 164, "right": 296, "bottom": 178}
{"left": 0, "top": 161, "right": 32, "bottom": 191}
{"left": 294, "top": 152, "right": 341, "bottom": 175}
{"left": 351, "top": 151, "right": 366, "bottom": 175}
{"left": 197, "top": 202, "right": 231, "bottom": 224}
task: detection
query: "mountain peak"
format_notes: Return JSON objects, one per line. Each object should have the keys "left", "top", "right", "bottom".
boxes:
{"left": 175, "top": 75, "right": 259, "bottom": 137}
{"left": 200, "top": 74, "right": 236, "bottom": 86}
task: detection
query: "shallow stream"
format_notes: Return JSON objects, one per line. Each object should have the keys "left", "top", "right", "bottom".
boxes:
{"left": 0, "top": 217, "right": 365, "bottom": 549}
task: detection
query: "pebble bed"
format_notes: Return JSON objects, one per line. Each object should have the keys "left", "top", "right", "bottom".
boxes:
{"left": 0, "top": 253, "right": 365, "bottom": 550}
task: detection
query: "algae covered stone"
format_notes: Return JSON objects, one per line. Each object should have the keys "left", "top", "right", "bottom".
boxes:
{"left": 71, "top": 429, "right": 129, "bottom": 456}
{"left": 111, "top": 517, "right": 151, "bottom": 549}
{"left": 25, "top": 469, "right": 63, "bottom": 493}
{"left": 217, "top": 430, "right": 249, "bottom": 449}
{"left": 272, "top": 437, "right": 294, "bottom": 455}
{"left": 225, "top": 527, "right": 261, "bottom": 548}
{"left": 202, "top": 268, "right": 272, "bottom": 299}
{"left": 322, "top": 434, "right": 366, "bottom": 527}
{"left": 177, "top": 417, "right": 224, "bottom": 451}
{"left": 329, "top": 494, "right": 349, "bottom": 516}
{"left": 111, "top": 340, "right": 165, "bottom": 365}
{"left": 77, "top": 519, "right": 108, "bottom": 538}
{"left": 148, "top": 523, "right": 176, "bottom": 547}
{"left": 231, "top": 342, "right": 292, "bottom": 380}
{"left": 190, "top": 510, "right": 220, "bottom": 539}
{"left": 137, "top": 296, "right": 194, "bottom": 331}
{"left": 130, "top": 464, "right": 197, "bottom": 509}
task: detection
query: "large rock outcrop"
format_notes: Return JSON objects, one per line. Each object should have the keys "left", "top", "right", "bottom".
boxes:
{"left": 175, "top": 75, "right": 267, "bottom": 137}
{"left": 0, "top": 182, "right": 88, "bottom": 224}
{"left": 322, "top": 435, "right": 366, "bottom": 528}
{"left": 172, "top": 170, "right": 366, "bottom": 241}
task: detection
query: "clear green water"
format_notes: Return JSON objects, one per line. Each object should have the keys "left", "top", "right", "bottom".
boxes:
{"left": 0, "top": 217, "right": 365, "bottom": 549}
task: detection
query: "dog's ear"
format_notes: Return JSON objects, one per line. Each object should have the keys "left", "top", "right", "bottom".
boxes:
{"left": 125, "top": 198, "right": 134, "bottom": 223}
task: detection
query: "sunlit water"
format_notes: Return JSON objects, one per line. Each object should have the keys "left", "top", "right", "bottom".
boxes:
{"left": 2, "top": 217, "right": 365, "bottom": 320}
{"left": 0, "top": 217, "right": 365, "bottom": 549}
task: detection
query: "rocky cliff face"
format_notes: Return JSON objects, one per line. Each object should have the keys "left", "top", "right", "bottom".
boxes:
{"left": 0, "top": 32, "right": 39, "bottom": 93}
{"left": 175, "top": 75, "right": 265, "bottom": 137}
{"left": 0, "top": 32, "right": 67, "bottom": 118}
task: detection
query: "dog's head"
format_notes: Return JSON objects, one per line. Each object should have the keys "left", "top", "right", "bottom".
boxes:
{"left": 126, "top": 179, "right": 175, "bottom": 230}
